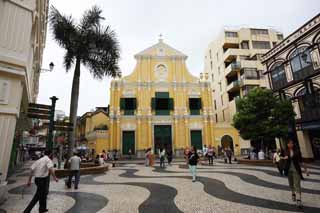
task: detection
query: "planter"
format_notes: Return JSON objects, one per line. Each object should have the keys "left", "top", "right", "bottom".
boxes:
{"left": 55, "top": 165, "right": 108, "bottom": 178}
{"left": 238, "top": 158, "right": 273, "bottom": 166}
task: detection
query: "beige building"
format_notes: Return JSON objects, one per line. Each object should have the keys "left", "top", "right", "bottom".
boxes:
{"left": 204, "top": 28, "right": 284, "bottom": 153}
{"left": 0, "top": 0, "right": 49, "bottom": 190}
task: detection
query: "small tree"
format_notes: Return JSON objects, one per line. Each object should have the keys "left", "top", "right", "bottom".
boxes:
{"left": 233, "top": 88, "right": 295, "bottom": 150}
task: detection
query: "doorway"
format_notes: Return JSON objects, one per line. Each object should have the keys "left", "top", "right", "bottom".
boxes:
{"left": 221, "top": 135, "right": 234, "bottom": 152}
{"left": 122, "top": 131, "right": 135, "bottom": 155}
{"left": 154, "top": 125, "right": 172, "bottom": 153}
{"left": 190, "top": 130, "right": 203, "bottom": 151}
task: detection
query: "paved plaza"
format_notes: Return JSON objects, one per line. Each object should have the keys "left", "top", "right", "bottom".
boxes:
{"left": 1, "top": 160, "right": 320, "bottom": 213}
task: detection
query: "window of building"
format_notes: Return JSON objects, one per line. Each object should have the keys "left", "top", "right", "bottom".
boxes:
{"left": 242, "top": 85, "right": 258, "bottom": 96}
{"left": 120, "top": 98, "right": 137, "bottom": 115}
{"left": 216, "top": 52, "right": 219, "bottom": 61}
{"left": 211, "top": 74, "right": 214, "bottom": 81}
{"left": 214, "top": 100, "right": 217, "bottom": 110}
{"left": 218, "top": 66, "right": 220, "bottom": 75}
{"left": 189, "top": 98, "right": 202, "bottom": 115}
{"left": 219, "top": 82, "right": 222, "bottom": 92}
{"left": 241, "top": 41, "right": 249, "bottom": 49}
{"left": 277, "top": 34, "right": 284, "bottom": 40}
{"left": 241, "top": 68, "right": 259, "bottom": 80}
{"left": 221, "top": 95, "right": 224, "bottom": 106}
{"left": 271, "top": 65, "right": 286, "bottom": 81}
{"left": 272, "top": 42, "right": 277, "bottom": 47}
{"left": 210, "top": 61, "right": 213, "bottom": 70}
{"left": 215, "top": 114, "right": 218, "bottom": 122}
{"left": 290, "top": 47, "right": 312, "bottom": 73}
{"left": 239, "top": 55, "right": 250, "bottom": 60}
{"left": 252, "top": 41, "right": 271, "bottom": 49}
{"left": 209, "top": 49, "right": 212, "bottom": 59}
{"left": 225, "top": 31, "right": 238, "bottom": 37}
{"left": 251, "top": 29, "right": 269, "bottom": 35}
{"left": 151, "top": 92, "right": 174, "bottom": 115}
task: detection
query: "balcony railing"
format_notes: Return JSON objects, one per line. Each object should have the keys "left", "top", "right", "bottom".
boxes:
{"left": 293, "top": 65, "right": 314, "bottom": 81}
{"left": 227, "top": 80, "right": 240, "bottom": 92}
{"left": 272, "top": 78, "right": 288, "bottom": 91}
{"left": 296, "top": 94, "right": 320, "bottom": 123}
{"left": 225, "top": 62, "right": 241, "bottom": 77}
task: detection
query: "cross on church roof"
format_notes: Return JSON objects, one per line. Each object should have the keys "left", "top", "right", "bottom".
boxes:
{"left": 159, "top": 34, "right": 163, "bottom": 42}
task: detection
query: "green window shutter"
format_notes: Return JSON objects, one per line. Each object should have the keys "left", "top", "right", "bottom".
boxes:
{"left": 132, "top": 98, "right": 137, "bottom": 109}
{"left": 168, "top": 98, "right": 174, "bottom": 110}
{"left": 155, "top": 92, "right": 169, "bottom": 98}
{"left": 151, "top": 98, "right": 156, "bottom": 110}
{"left": 120, "top": 98, "right": 125, "bottom": 110}
{"left": 198, "top": 98, "right": 202, "bottom": 109}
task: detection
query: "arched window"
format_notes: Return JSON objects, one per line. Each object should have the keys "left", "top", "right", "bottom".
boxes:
{"left": 270, "top": 63, "right": 287, "bottom": 90}
{"left": 289, "top": 46, "right": 312, "bottom": 74}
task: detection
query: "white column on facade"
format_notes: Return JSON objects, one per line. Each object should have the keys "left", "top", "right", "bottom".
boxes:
{"left": 297, "top": 130, "right": 314, "bottom": 159}
{"left": 0, "top": 115, "right": 17, "bottom": 182}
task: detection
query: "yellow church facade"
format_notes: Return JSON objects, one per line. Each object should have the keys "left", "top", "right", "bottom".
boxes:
{"left": 109, "top": 39, "right": 217, "bottom": 157}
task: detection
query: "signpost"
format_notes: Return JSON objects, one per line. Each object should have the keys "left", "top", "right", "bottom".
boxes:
{"left": 27, "top": 96, "right": 73, "bottom": 152}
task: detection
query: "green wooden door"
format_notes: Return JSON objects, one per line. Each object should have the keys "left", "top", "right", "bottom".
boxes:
{"left": 154, "top": 125, "right": 172, "bottom": 153}
{"left": 122, "top": 131, "right": 135, "bottom": 155}
{"left": 191, "top": 130, "right": 202, "bottom": 151}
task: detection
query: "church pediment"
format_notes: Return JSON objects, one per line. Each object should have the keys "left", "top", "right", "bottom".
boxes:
{"left": 134, "top": 39, "right": 187, "bottom": 59}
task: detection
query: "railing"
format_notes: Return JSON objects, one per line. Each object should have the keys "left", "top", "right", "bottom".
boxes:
{"left": 293, "top": 65, "right": 314, "bottom": 81}
{"left": 225, "top": 62, "right": 241, "bottom": 77}
{"left": 272, "top": 78, "right": 288, "bottom": 91}
{"left": 227, "top": 80, "right": 241, "bottom": 92}
{"left": 297, "top": 94, "right": 320, "bottom": 123}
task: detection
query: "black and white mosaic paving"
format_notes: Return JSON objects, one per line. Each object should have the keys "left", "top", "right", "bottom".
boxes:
{"left": 1, "top": 160, "right": 320, "bottom": 213}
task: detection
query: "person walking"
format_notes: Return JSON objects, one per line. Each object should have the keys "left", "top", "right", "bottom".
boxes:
{"left": 159, "top": 148, "right": 166, "bottom": 168}
{"left": 167, "top": 148, "right": 173, "bottom": 166}
{"left": 207, "top": 145, "right": 214, "bottom": 165}
{"left": 226, "top": 147, "right": 233, "bottom": 164}
{"left": 128, "top": 149, "right": 132, "bottom": 160}
{"left": 67, "top": 152, "right": 81, "bottom": 189}
{"left": 202, "top": 144, "right": 208, "bottom": 160}
{"left": 188, "top": 146, "right": 199, "bottom": 182}
{"left": 273, "top": 149, "right": 283, "bottom": 176}
{"left": 283, "top": 140, "right": 305, "bottom": 208}
{"left": 184, "top": 147, "right": 190, "bottom": 166}
{"left": 24, "top": 150, "right": 58, "bottom": 213}
{"left": 145, "top": 148, "right": 151, "bottom": 166}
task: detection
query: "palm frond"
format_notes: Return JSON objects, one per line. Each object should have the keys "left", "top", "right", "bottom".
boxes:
{"left": 82, "top": 25, "right": 120, "bottom": 79}
{"left": 49, "top": 6, "right": 78, "bottom": 49}
{"left": 63, "top": 49, "right": 75, "bottom": 71}
{"left": 80, "top": 5, "right": 105, "bottom": 31}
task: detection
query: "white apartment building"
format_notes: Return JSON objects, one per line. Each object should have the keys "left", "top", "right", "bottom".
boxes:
{"left": 204, "top": 28, "right": 284, "bottom": 152}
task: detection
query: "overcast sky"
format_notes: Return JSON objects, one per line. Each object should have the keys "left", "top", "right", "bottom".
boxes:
{"left": 38, "top": 0, "right": 320, "bottom": 116}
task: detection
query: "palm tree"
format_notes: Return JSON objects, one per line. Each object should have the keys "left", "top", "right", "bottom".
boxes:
{"left": 49, "top": 5, "right": 120, "bottom": 158}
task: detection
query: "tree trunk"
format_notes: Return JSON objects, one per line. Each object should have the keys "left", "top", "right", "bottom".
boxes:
{"left": 67, "top": 58, "right": 81, "bottom": 158}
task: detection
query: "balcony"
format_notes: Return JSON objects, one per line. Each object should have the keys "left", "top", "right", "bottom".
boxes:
{"left": 272, "top": 78, "right": 288, "bottom": 91}
{"left": 223, "top": 48, "right": 249, "bottom": 62}
{"left": 86, "top": 130, "right": 109, "bottom": 141}
{"left": 296, "top": 94, "right": 320, "bottom": 124}
{"left": 227, "top": 80, "right": 240, "bottom": 92}
{"left": 240, "top": 78, "right": 261, "bottom": 86}
{"left": 292, "top": 65, "right": 315, "bottom": 82}
{"left": 222, "top": 37, "right": 239, "bottom": 49}
{"left": 225, "top": 62, "right": 240, "bottom": 77}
